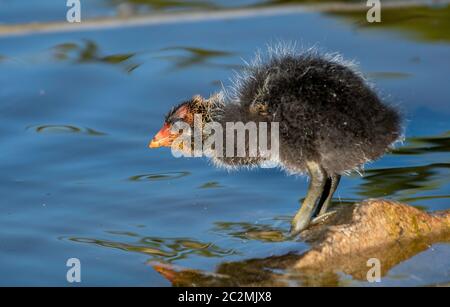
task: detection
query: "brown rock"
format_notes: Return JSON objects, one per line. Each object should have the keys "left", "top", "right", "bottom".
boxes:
{"left": 151, "top": 199, "right": 450, "bottom": 286}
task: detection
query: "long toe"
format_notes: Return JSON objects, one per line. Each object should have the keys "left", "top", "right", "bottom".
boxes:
{"left": 311, "top": 210, "right": 337, "bottom": 225}
{"left": 289, "top": 217, "right": 311, "bottom": 236}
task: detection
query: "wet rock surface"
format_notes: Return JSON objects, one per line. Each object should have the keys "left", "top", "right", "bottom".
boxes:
{"left": 152, "top": 199, "right": 450, "bottom": 286}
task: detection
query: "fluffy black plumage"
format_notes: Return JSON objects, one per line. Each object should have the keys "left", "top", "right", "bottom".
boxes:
{"left": 213, "top": 49, "right": 402, "bottom": 175}
{"left": 156, "top": 45, "right": 402, "bottom": 233}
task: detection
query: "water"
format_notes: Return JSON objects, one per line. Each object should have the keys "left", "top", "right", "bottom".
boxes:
{"left": 0, "top": 1, "right": 449, "bottom": 286}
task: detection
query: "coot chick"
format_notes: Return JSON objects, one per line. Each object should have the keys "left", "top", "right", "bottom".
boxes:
{"left": 149, "top": 45, "right": 402, "bottom": 234}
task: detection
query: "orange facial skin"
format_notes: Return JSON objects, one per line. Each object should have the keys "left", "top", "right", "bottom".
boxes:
{"left": 148, "top": 123, "right": 179, "bottom": 148}
{"left": 149, "top": 102, "right": 195, "bottom": 149}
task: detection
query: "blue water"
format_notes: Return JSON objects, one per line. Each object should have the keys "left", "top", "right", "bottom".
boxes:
{"left": 0, "top": 2, "right": 449, "bottom": 286}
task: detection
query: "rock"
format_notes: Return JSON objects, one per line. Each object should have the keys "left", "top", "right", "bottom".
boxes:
{"left": 151, "top": 199, "right": 450, "bottom": 286}
{"left": 295, "top": 199, "right": 450, "bottom": 278}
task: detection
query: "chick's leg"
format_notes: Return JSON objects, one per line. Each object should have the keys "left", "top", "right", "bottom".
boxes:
{"left": 317, "top": 174, "right": 341, "bottom": 216}
{"left": 290, "top": 161, "right": 326, "bottom": 235}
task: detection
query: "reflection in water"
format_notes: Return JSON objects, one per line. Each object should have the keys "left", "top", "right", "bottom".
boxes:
{"left": 392, "top": 132, "right": 450, "bottom": 155}
{"left": 152, "top": 201, "right": 450, "bottom": 286}
{"left": 213, "top": 217, "right": 291, "bottom": 242}
{"left": 357, "top": 133, "right": 450, "bottom": 203}
{"left": 358, "top": 163, "right": 449, "bottom": 202}
{"left": 153, "top": 235, "right": 450, "bottom": 286}
{"left": 151, "top": 255, "right": 299, "bottom": 287}
{"left": 110, "top": 0, "right": 217, "bottom": 11}
{"left": 156, "top": 46, "right": 237, "bottom": 70}
{"left": 53, "top": 42, "right": 236, "bottom": 73}
{"left": 28, "top": 124, "right": 107, "bottom": 136}
{"left": 53, "top": 40, "right": 140, "bottom": 73}
{"left": 129, "top": 171, "right": 190, "bottom": 181}
{"left": 110, "top": 130, "right": 449, "bottom": 285}
{"left": 67, "top": 234, "right": 235, "bottom": 262}
{"left": 198, "top": 181, "right": 222, "bottom": 189}
{"left": 367, "top": 71, "right": 412, "bottom": 80}
{"left": 329, "top": 4, "right": 450, "bottom": 42}
{"left": 2, "top": 0, "right": 448, "bottom": 286}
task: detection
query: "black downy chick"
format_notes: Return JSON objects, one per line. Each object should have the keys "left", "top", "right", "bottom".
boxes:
{"left": 149, "top": 45, "right": 402, "bottom": 234}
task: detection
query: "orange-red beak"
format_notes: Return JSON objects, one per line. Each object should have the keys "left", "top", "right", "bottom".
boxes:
{"left": 149, "top": 123, "right": 177, "bottom": 148}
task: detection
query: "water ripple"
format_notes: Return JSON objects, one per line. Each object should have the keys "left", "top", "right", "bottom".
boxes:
{"left": 128, "top": 171, "right": 190, "bottom": 182}
{"left": 27, "top": 124, "right": 107, "bottom": 136}
{"left": 65, "top": 235, "right": 236, "bottom": 262}
{"left": 213, "top": 216, "right": 292, "bottom": 243}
